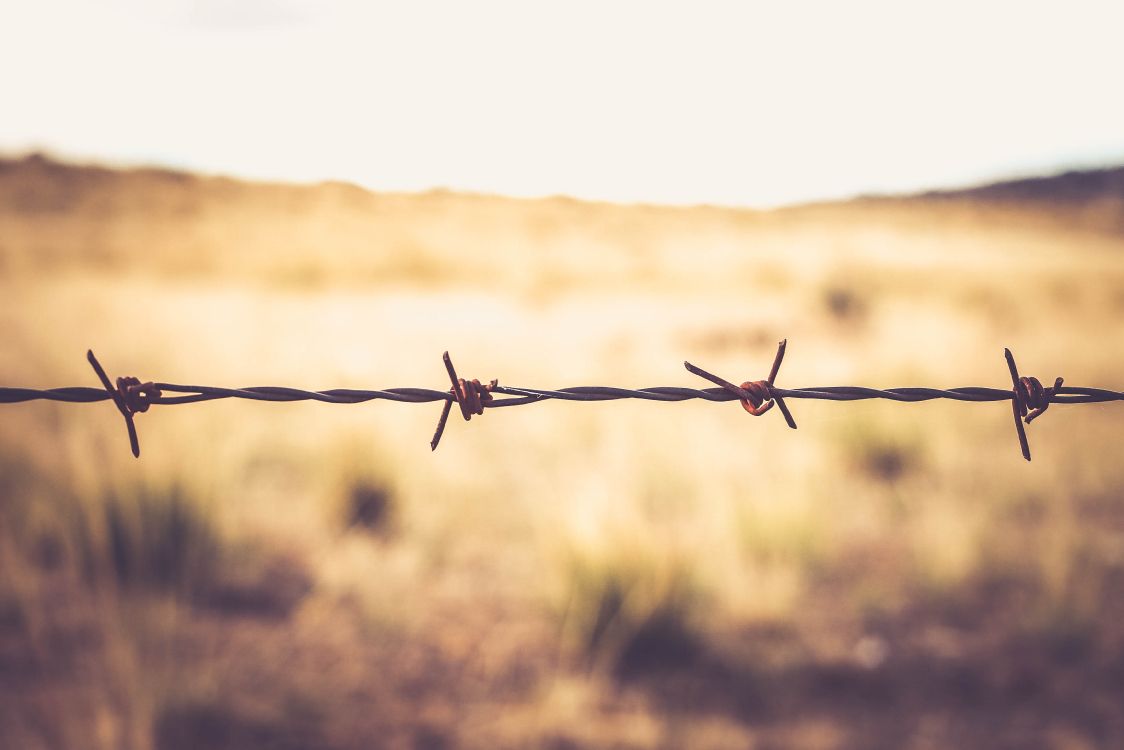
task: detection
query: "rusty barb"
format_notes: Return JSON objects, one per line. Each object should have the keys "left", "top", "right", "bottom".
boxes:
{"left": 1, "top": 342, "right": 1120, "bottom": 462}
{"left": 430, "top": 352, "right": 498, "bottom": 451}
{"left": 86, "top": 350, "right": 161, "bottom": 458}
{"left": 1004, "top": 348, "right": 1064, "bottom": 462}
{"left": 684, "top": 339, "right": 798, "bottom": 429}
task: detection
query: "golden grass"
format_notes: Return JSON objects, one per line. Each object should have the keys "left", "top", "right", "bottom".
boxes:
{"left": 2, "top": 155, "right": 1123, "bottom": 749}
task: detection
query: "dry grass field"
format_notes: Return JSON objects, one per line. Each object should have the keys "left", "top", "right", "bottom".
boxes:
{"left": 1, "top": 153, "right": 1123, "bottom": 749}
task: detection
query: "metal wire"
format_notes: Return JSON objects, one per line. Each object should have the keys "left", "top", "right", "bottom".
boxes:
{"left": 0, "top": 343, "right": 1120, "bottom": 461}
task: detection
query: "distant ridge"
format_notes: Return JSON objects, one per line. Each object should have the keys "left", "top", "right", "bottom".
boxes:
{"left": 2, "top": 151, "right": 1124, "bottom": 213}
{"left": 916, "top": 166, "right": 1124, "bottom": 205}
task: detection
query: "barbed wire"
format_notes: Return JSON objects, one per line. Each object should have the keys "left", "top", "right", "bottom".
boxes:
{"left": 0, "top": 342, "right": 1120, "bottom": 461}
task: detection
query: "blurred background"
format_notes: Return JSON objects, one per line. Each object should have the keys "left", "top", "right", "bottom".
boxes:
{"left": 2, "top": 2, "right": 1124, "bottom": 748}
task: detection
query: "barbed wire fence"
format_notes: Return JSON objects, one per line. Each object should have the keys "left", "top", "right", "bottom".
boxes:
{"left": 0, "top": 341, "right": 1120, "bottom": 461}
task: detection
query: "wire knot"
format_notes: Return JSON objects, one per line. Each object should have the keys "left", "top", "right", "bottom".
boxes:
{"left": 737, "top": 379, "right": 774, "bottom": 416}
{"left": 116, "top": 376, "right": 162, "bottom": 415}
{"left": 450, "top": 376, "right": 497, "bottom": 419}
{"left": 684, "top": 339, "right": 798, "bottom": 429}
{"left": 1015, "top": 375, "right": 1063, "bottom": 425}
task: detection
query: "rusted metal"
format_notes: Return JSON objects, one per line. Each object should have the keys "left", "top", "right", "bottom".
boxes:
{"left": 116, "top": 376, "right": 161, "bottom": 415}
{"left": 86, "top": 350, "right": 144, "bottom": 458}
{"left": 684, "top": 339, "right": 798, "bottom": 428}
{"left": 431, "top": 352, "right": 497, "bottom": 451}
{"left": 0, "top": 343, "right": 1119, "bottom": 460}
{"left": 1004, "top": 348, "right": 1065, "bottom": 461}
{"left": 1021, "top": 376, "right": 1063, "bottom": 425}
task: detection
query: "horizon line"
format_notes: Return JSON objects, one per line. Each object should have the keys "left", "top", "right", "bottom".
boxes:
{"left": 4, "top": 146, "right": 1122, "bottom": 213}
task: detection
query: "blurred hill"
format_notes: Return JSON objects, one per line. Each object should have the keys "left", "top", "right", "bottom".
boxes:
{"left": 890, "top": 166, "right": 1124, "bottom": 234}
{"left": 1, "top": 153, "right": 1121, "bottom": 287}
{"left": 917, "top": 166, "right": 1124, "bottom": 207}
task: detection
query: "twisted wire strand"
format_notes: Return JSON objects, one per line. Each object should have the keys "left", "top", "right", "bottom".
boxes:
{"left": 0, "top": 343, "right": 1120, "bottom": 460}
{"left": 4, "top": 384, "right": 1121, "bottom": 407}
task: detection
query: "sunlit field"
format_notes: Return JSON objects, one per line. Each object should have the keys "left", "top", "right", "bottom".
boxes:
{"left": 2, "top": 154, "right": 1123, "bottom": 749}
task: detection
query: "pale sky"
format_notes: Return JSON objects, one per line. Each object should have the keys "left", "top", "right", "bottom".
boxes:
{"left": 2, "top": 1, "right": 1123, "bottom": 207}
